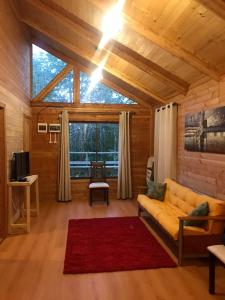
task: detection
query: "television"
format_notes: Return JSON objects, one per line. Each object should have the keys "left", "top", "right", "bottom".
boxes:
{"left": 10, "top": 152, "right": 30, "bottom": 181}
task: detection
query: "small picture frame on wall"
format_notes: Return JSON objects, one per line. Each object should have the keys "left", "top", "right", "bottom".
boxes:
{"left": 49, "top": 124, "right": 61, "bottom": 133}
{"left": 38, "top": 123, "right": 47, "bottom": 133}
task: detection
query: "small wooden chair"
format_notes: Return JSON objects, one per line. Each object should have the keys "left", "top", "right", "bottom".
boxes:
{"left": 89, "top": 161, "right": 109, "bottom": 206}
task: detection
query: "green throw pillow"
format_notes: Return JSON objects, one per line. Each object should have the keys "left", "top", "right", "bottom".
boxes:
{"left": 184, "top": 202, "right": 209, "bottom": 227}
{"left": 146, "top": 181, "right": 166, "bottom": 201}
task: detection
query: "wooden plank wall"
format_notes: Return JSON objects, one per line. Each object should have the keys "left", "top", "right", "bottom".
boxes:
{"left": 171, "top": 77, "right": 225, "bottom": 200}
{"left": 0, "top": 0, "right": 31, "bottom": 173}
{"left": 0, "top": 0, "right": 31, "bottom": 234}
{"left": 0, "top": 108, "right": 6, "bottom": 239}
{"left": 31, "top": 107, "right": 152, "bottom": 202}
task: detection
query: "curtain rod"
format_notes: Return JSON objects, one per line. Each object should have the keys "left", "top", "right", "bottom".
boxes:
{"left": 58, "top": 111, "right": 136, "bottom": 118}
{"left": 35, "top": 106, "right": 136, "bottom": 116}
{"left": 156, "top": 102, "right": 178, "bottom": 112}
{"left": 65, "top": 111, "right": 136, "bottom": 115}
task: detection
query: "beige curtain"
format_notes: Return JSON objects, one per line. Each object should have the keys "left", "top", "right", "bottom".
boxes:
{"left": 117, "top": 112, "right": 132, "bottom": 199}
{"left": 58, "top": 110, "right": 71, "bottom": 202}
{"left": 154, "top": 103, "right": 177, "bottom": 183}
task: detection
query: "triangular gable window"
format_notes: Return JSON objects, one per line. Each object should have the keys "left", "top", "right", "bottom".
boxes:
{"left": 43, "top": 70, "right": 74, "bottom": 103}
{"left": 32, "top": 44, "right": 67, "bottom": 98}
{"left": 80, "top": 71, "right": 137, "bottom": 104}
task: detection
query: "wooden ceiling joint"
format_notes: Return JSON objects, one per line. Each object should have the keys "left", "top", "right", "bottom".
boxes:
{"left": 20, "top": 15, "right": 167, "bottom": 105}
{"left": 21, "top": 0, "right": 189, "bottom": 95}
{"left": 195, "top": 0, "right": 225, "bottom": 21}
{"left": 90, "top": 0, "right": 221, "bottom": 81}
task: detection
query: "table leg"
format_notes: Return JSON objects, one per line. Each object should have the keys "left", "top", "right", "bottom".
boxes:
{"left": 8, "top": 186, "right": 12, "bottom": 233}
{"left": 21, "top": 190, "right": 25, "bottom": 218}
{"left": 35, "top": 178, "right": 39, "bottom": 216}
{"left": 25, "top": 187, "right": 30, "bottom": 233}
{"left": 209, "top": 252, "right": 216, "bottom": 294}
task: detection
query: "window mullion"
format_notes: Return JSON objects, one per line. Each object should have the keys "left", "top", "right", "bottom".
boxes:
{"left": 96, "top": 123, "right": 99, "bottom": 161}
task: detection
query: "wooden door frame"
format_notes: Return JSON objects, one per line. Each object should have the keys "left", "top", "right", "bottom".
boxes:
{"left": 0, "top": 103, "right": 7, "bottom": 239}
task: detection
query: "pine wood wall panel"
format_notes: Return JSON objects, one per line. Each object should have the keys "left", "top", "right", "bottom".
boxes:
{"left": 0, "top": 0, "right": 31, "bottom": 175}
{"left": 130, "top": 115, "right": 150, "bottom": 195}
{"left": 0, "top": 0, "right": 31, "bottom": 235}
{"left": 171, "top": 78, "right": 225, "bottom": 200}
{"left": 31, "top": 107, "right": 151, "bottom": 201}
{"left": 31, "top": 113, "right": 59, "bottom": 201}
{"left": 0, "top": 108, "right": 7, "bottom": 239}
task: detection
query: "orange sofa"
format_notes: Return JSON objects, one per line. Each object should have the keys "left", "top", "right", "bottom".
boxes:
{"left": 137, "top": 178, "right": 225, "bottom": 264}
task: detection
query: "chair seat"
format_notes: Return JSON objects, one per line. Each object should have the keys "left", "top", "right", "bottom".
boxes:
{"left": 89, "top": 182, "right": 109, "bottom": 189}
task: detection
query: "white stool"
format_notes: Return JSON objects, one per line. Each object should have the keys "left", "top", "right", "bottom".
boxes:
{"left": 207, "top": 245, "right": 225, "bottom": 294}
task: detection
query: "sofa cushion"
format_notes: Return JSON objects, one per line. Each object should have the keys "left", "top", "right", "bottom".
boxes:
{"left": 137, "top": 194, "right": 207, "bottom": 239}
{"left": 184, "top": 202, "right": 209, "bottom": 227}
{"left": 201, "top": 195, "right": 225, "bottom": 234}
{"left": 164, "top": 178, "right": 225, "bottom": 213}
{"left": 137, "top": 194, "right": 166, "bottom": 219}
{"left": 165, "top": 178, "right": 225, "bottom": 234}
{"left": 146, "top": 181, "right": 166, "bottom": 201}
{"left": 164, "top": 179, "right": 205, "bottom": 214}
{"left": 157, "top": 210, "right": 206, "bottom": 240}
{"left": 138, "top": 179, "right": 225, "bottom": 240}
{"left": 140, "top": 198, "right": 207, "bottom": 239}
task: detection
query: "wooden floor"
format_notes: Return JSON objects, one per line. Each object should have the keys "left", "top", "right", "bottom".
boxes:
{"left": 0, "top": 198, "right": 224, "bottom": 300}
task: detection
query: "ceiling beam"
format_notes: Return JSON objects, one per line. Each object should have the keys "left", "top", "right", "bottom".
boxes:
{"left": 111, "top": 42, "right": 189, "bottom": 94}
{"left": 195, "top": 0, "right": 225, "bottom": 21}
{"left": 24, "top": 0, "right": 189, "bottom": 95}
{"left": 90, "top": 0, "right": 221, "bottom": 81}
{"left": 18, "top": 16, "right": 167, "bottom": 105}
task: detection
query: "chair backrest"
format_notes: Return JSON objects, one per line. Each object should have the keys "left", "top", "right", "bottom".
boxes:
{"left": 90, "top": 161, "right": 106, "bottom": 183}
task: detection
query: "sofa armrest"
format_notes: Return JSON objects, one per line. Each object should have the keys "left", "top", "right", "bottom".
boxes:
{"left": 178, "top": 215, "right": 225, "bottom": 239}
{"left": 178, "top": 215, "right": 225, "bottom": 265}
{"left": 178, "top": 216, "right": 225, "bottom": 221}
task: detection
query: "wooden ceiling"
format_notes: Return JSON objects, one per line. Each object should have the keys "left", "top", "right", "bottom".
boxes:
{"left": 12, "top": 0, "right": 225, "bottom": 107}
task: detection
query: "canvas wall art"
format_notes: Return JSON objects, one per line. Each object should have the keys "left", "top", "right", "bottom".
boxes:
{"left": 184, "top": 106, "right": 225, "bottom": 154}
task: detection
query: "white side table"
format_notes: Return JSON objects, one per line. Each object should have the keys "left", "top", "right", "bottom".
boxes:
{"left": 8, "top": 175, "right": 39, "bottom": 233}
{"left": 207, "top": 244, "right": 225, "bottom": 294}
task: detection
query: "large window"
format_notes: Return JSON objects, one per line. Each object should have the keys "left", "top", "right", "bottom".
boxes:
{"left": 80, "top": 71, "right": 137, "bottom": 104}
{"left": 32, "top": 44, "right": 138, "bottom": 105}
{"left": 32, "top": 44, "right": 67, "bottom": 98}
{"left": 69, "top": 122, "right": 119, "bottom": 178}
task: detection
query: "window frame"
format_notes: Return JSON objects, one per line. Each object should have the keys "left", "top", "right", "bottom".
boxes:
{"left": 79, "top": 70, "right": 137, "bottom": 105}
{"left": 31, "top": 44, "right": 139, "bottom": 106}
{"left": 69, "top": 121, "right": 119, "bottom": 180}
{"left": 31, "top": 44, "right": 70, "bottom": 101}
{"left": 43, "top": 69, "right": 75, "bottom": 104}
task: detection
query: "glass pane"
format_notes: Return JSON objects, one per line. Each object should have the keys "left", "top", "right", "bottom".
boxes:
{"left": 32, "top": 44, "right": 67, "bottom": 98}
{"left": 69, "top": 123, "right": 97, "bottom": 178}
{"left": 43, "top": 70, "right": 74, "bottom": 103}
{"left": 69, "top": 122, "right": 119, "bottom": 178}
{"left": 97, "top": 123, "right": 119, "bottom": 177}
{"left": 80, "top": 71, "right": 137, "bottom": 104}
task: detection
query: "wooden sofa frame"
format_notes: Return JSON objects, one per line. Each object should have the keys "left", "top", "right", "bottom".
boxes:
{"left": 138, "top": 203, "right": 225, "bottom": 265}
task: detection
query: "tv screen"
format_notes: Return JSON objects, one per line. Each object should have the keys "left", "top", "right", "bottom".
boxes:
{"left": 12, "top": 152, "right": 30, "bottom": 181}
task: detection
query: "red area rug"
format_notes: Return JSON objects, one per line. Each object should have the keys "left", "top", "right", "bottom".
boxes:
{"left": 63, "top": 216, "right": 176, "bottom": 274}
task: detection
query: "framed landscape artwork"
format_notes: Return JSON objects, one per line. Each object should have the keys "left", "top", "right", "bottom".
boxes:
{"left": 184, "top": 106, "right": 225, "bottom": 154}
